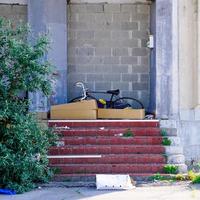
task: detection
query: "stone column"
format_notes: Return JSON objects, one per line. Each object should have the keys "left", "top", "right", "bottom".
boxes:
{"left": 155, "top": 0, "right": 179, "bottom": 119}
{"left": 28, "top": 0, "right": 67, "bottom": 112}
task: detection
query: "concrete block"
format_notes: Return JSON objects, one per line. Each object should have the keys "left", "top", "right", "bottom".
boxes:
{"left": 104, "top": 4, "right": 120, "bottom": 13}
{"left": 68, "top": 73, "right": 86, "bottom": 82}
{"left": 74, "top": 65, "right": 95, "bottom": 73}
{"left": 111, "top": 82, "right": 129, "bottom": 91}
{"left": 68, "top": 47, "right": 76, "bottom": 57}
{"left": 103, "top": 57, "right": 120, "bottom": 64}
{"left": 177, "top": 164, "right": 188, "bottom": 174}
{"left": 67, "top": 13, "right": 78, "bottom": 22}
{"left": 87, "top": 74, "right": 104, "bottom": 81}
{"left": 95, "top": 13, "right": 112, "bottom": 23}
{"left": 140, "top": 74, "right": 149, "bottom": 83}
{"left": 77, "top": 31, "right": 94, "bottom": 40}
{"left": 132, "top": 65, "right": 149, "bottom": 73}
{"left": 122, "top": 74, "right": 138, "bottom": 82}
{"left": 112, "top": 48, "right": 129, "bottom": 56}
{"left": 139, "top": 21, "right": 149, "bottom": 31}
{"left": 140, "top": 56, "right": 149, "bottom": 65}
{"left": 112, "top": 65, "right": 129, "bottom": 73}
{"left": 86, "top": 4, "right": 104, "bottom": 13}
{"left": 122, "top": 39, "right": 139, "bottom": 47}
{"left": 113, "top": 13, "right": 131, "bottom": 22}
{"left": 132, "top": 13, "right": 149, "bottom": 21}
{"left": 103, "top": 74, "right": 121, "bottom": 81}
{"left": 95, "top": 31, "right": 111, "bottom": 39}
{"left": 167, "top": 155, "right": 185, "bottom": 165}
{"left": 95, "top": 47, "right": 111, "bottom": 56}
{"left": 95, "top": 65, "right": 112, "bottom": 73}
{"left": 132, "top": 48, "right": 148, "bottom": 56}
{"left": 69, "top": 22, "right": 87, "bottom": 30}
{"left": 111, "top": 31, "right": 130, "bottom": 40}
{"left": 121, "top": 91, "right": 139, "bottom": 99}
{"left": 68, "top": 31, "right": 76, "bottom": 40}
{"left": 141, "top": 39, "right": 148, "bottom": 47}
{"left": 121, "top": 56, "right": 138, "bottom": 64}
{"left": 132, "top": 30, "right": 148, "bottom": 39}
{"left": 132, "top": 83, "right": 148, "bottom": 90}
{"left": 95, "top": 82, "right": 112, "bottom": 90}
{"left": 68, "top": 4, "right": 87, "bottom": 13}
{"left": 76, "top": 47, "right": 94, "bottom": 56}
{"left": 165, "top": 146, "right": 184, "bottom": 155}
{"left": 121, "top": 4, "right": 137, "bottom": 13}
{"left": 78, "top": 13, "right": 95, "bottom": 23}
{"left": 121, "top": 22, "right": 138, "bottom": 30}
{"left": 137, "top": 5, "right": 150, "bottom": 14}
{"left": 68, "top": 56, "right": 103, "bottom": 65}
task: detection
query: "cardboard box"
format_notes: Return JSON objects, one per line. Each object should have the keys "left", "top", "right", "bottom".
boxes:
{"left": 51, "top": 100, "right": 97, "bottom": 111}
{"left": 50, "top": 100, "right": 98, "bottom": 120}
{"left": 98, "top": 108, "right": 145, "bottom": 119}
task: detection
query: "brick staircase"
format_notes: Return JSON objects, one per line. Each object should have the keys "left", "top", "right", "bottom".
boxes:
{"left": 48, "top": 120, "right": 167, "bottom": 182}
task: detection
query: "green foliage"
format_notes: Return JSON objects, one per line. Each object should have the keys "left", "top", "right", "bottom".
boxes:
{"left": 175, "top": 174, "right": 186, "bottom": 181}
{"left": 163, "top": 165, "right": 179, "bottom": 174}
{"left": 192, "top": 175, "right": 200, "bottom": 184}
{"left": 149, "top": 173, "right": 166, "bottom": 181}
{"left": 0, "top": 17, "right": 56, "bottom": 193}
{"left": 122, "top": 129, "right": 134, "bottom": 137}
{"left": 188, "top": 170, "right": 197, "bottom": 181}
{"left": 162, "top": 137, "right": 172, "bottom": 146}
{"left": 161, "top": 129, "right": 167, "bottom": 136}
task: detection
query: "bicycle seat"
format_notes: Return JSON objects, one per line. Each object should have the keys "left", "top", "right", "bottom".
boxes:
{"left": 106, "top": 89, "right": 120, "bottom": 95}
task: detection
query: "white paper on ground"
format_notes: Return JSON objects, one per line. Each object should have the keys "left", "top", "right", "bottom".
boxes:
{"left": 96, "top": 174, "right": 135, "bottom": 190}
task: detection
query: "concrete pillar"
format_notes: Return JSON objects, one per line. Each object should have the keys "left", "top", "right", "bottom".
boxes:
{"left": 197, "top": 0, "right": 200, "bottom": 107}
{"left": 155, "top": 0, "right": 179, "bottom": 119}
{"left": 28, "top": 0, "right": 67, "bottom": 112}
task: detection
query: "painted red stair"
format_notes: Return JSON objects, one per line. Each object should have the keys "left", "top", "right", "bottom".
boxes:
{"left": 48, "top": 120, "right": 166, "bottom": 181}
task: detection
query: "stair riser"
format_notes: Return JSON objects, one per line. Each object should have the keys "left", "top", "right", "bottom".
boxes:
{"left": 58, "top": 137, "right": 163, "bottom": 145}
{"left": 52, "top": 165, "right": 164, "bottom": 174}
{"left": 49, "top": 121, "right": 159, "bottom": 128}
{"left": 49, "top": 146, "right": 165, "bottom": 155}
{"left": 57, "top": 129, "right": 161, "bottom": 137}
{"left": 49, "top": 156, "right": 166, "bottom": 165}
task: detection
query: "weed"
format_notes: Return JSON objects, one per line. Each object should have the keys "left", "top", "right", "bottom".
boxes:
{"left": 161, "top": 129, "right": 167, "bottom": 136}
{"left": 188, "top": 170, "right": 197, "bottom": 181}
{"left": 162, "top": 137, "right": 172, "bottom": 146}
{"left": 149, "top": 173, "right": 166, "bottom": 181}
{"left": 192, "top": 175, "right": 200, "bottom": 184}
{"left": 123, "top": 129, "right": 134, "bottom": 137}
{"left": 175, "top": 174, "right": 186, "bottom": 181}
{"left": 163, "top": 165, "right": 179, "bottom": 174}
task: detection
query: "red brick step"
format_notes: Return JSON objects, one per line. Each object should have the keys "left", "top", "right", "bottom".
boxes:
{"left": 49, "top": 120, "right": 159, "bottom": 128}
{"left": 59, "top": 136, "right": 163, "bottom": 145}
{"left": 49, "top": 154, "right": 166, "bottom": 165}
{"left": 57, "top": 128, "right": 161, "bottom": 137}
{"left": 51, "top": 163, "right": 164, "bottom": 174}
{"left": 49, "top": 145, "right": 165, "bottom": 155}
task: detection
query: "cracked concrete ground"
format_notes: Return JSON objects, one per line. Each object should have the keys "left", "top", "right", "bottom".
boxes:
{"left": 0, "top": 183, "right": 200, "bottom": 200}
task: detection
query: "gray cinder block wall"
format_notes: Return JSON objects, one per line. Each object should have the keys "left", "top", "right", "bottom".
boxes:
{"left": 67, "top": 3, "right": 150, "bottom": 108}
{"left": 0, "top": 4, "right": 27, "bottom": 22}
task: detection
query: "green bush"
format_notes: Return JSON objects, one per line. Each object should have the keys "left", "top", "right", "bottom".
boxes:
{"left": 163, "top": 165, "right": 179, "bottom": 174}
{"left": 162, "top": 137, "right": 172, "bottom": 146}
{"left": 0, "top": 17, "right": 56, "bottom": 193}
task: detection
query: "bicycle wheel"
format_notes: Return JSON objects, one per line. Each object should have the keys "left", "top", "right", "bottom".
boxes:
{"left": 112, "top": 97, "right": 144, "bottom": 109}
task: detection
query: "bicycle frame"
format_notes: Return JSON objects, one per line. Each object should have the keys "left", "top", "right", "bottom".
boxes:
{"left": 75, "top": 82, "right": 119, "bottom": 107}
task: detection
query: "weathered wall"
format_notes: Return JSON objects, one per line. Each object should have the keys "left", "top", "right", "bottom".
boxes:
{"left": 0, "top": 4, "right": 27, "bottom": 22}
{"left": 67, "top": 3, "right": 150, "bottom": 107}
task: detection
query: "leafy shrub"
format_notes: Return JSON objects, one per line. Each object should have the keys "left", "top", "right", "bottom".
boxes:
{"left": 175, "top": 174, "right": 186, "bottom": 181}
{"left": 163, "top": 165, "right": 179, "bottom": 174}
{"left": 162, "top": 137, "right": 172, "bottom": 146}
{"left": 187, "top": 170, "right": 197, "bottom": 181}
{"left": 192, "top": 175, "right": 200, "bottom": 184}
{"left": 0, "top": 17, "right": 56, "bottom": 193}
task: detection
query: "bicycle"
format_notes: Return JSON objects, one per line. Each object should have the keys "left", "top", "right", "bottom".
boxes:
{"left": 69, "top": 82, "right": 144, "bottom": 110}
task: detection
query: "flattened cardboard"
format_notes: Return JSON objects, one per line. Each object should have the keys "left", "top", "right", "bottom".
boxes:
{"left": 51, "top": 100, "right": 98, "bottom": 111}
{"left": 51, "top": 109, "right": 97, "bottom": 120}
{"left": 98, "top": 108, "right": 145, "bottom": 119}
